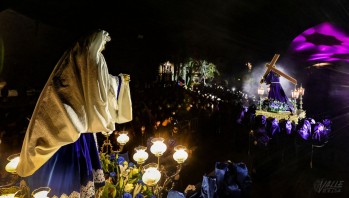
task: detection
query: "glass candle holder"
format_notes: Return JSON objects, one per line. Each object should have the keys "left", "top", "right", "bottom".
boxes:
{"left": 150, "top": 137, "right": 167, "bottom": 157}
{"left": 117, "top": 131, "right": 129, "bottom": 145}
{"left": 142, "top": 163, "right": 161, "bottom": 187}
{"left": 133, "top": 146, "right": 149, "bottom": 165}
{"left": 32, "top": 187, "right": 51, "bottom": 198}
{"left": 173, "top": 145, "right": 188, "bottom": 164}
{"left": 5, "top": 153, "right": 20, "bottom": 174}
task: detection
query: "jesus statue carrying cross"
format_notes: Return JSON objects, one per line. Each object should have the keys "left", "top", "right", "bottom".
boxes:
{"left": 260, "top": 54, "right": 297, "bottom": 112}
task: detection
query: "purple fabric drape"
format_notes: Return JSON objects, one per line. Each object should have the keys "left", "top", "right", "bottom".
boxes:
{"left": 297, "top": 119, "right": 312, "bottom": 140}
{"left": 312, "top": 122, "right": 329, "bottom": 144}
{"left": 264, "top": 71, "right": 289, "bottom": 103}
{"left": 254, "top": 115, "right": 267, "bottom": 134}
{"left": 255, "top": 115, "right": 266, "bottom": 128}
{"left": 269, "top": 118, "right": 280, "bottom": 137}
{"left": 322, "top": 119, "right": 332, "bottom": 128}
{"left": 285, "top": 120, "right": 292, "bottom": 135}
{"left": 322, "top": 119, "right": 332, "bottom": 134}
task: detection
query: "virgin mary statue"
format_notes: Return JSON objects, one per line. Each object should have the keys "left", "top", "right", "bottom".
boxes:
{"left": 16, "top": 29, "right": 132, "bottom": 197}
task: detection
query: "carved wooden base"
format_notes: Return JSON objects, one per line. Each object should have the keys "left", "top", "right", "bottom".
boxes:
{"left": 255, "top": 110, "right": 306, "bottom": 124}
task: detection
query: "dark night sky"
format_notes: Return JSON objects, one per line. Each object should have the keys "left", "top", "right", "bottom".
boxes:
{"left": 1, "top": 0, "right": 349, "bottom": 88}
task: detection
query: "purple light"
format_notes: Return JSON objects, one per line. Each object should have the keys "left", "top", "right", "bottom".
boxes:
{"left": 295, "top": 43, "right": 315, "bottom": 51}
{"left": 303, "top": 28, "right": 315, "bottom": 35}
{"left": 290, "top": 22, "right": 349, "bottom": 62}
{"left": 293, "top": 35, "right": 306, "bottom": 42}
{"left": 318, "top": 45, "right": 331, "bottom": 51}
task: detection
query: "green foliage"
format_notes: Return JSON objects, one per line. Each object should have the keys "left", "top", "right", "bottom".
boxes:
{"left": 260, "top": 99, "right": 290, "bottom": 112}
{"left": 99, "top": 153, "right": 153, "bottom": 198}
{"left": 181, "top": 58, "right": 220, "bottom": 85}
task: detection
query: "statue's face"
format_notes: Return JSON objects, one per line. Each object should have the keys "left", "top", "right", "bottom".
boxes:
{"left": 100, "top": 31, "right": 111, "bottom": 52}
{"left": 104, "top": 31, "right": 111, "bottom": 42}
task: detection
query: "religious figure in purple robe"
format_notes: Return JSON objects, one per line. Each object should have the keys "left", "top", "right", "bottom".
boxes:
{"left": 262, "top": 70, "right": 294, "bottom": 112}
{"left": 263, "top": 71, "right": 288, "bottom": 103}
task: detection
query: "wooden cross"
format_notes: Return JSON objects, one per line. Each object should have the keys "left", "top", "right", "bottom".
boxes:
{"left": 260, "top": 54, "right": 297, "bottom": 85}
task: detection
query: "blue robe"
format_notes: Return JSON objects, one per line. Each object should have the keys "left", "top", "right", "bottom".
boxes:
{"left": 26, "top": 133, "right": 104, "bottom": 197}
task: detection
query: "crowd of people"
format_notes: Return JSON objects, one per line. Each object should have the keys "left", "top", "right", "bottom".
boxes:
{"left": 0, "top": 78, "right": 334, "bottom": 197}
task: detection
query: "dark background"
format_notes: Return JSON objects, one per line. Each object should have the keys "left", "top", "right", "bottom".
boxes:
{"left": 1, "top": 1, "right": 349, "bottom": 197}
{"left": 1, "top": 0, "right": 349, "bottom": 86}
{"left": 1, "top": 0, "right": 349, "bottom": 125}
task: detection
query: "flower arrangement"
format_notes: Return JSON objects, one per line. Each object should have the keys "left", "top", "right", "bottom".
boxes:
{"left": 99, "top": 153, "right": 155, "bottom": 198}
{"left": 260, "top": 99, "right": 290, "bottom": 112}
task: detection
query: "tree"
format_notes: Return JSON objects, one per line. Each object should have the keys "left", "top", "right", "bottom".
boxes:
{"left": 178, "top": 58, "right": 220, "bottom": 87}
{"left": 200, "top": 60, "right": 220, "bottom": 85}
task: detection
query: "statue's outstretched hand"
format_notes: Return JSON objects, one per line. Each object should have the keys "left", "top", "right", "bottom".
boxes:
{"left": 121, "top": 74, "right": 130, "bottom": 82}
{"left": 260, "top": 78, "right": 264, "bottom": 84}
